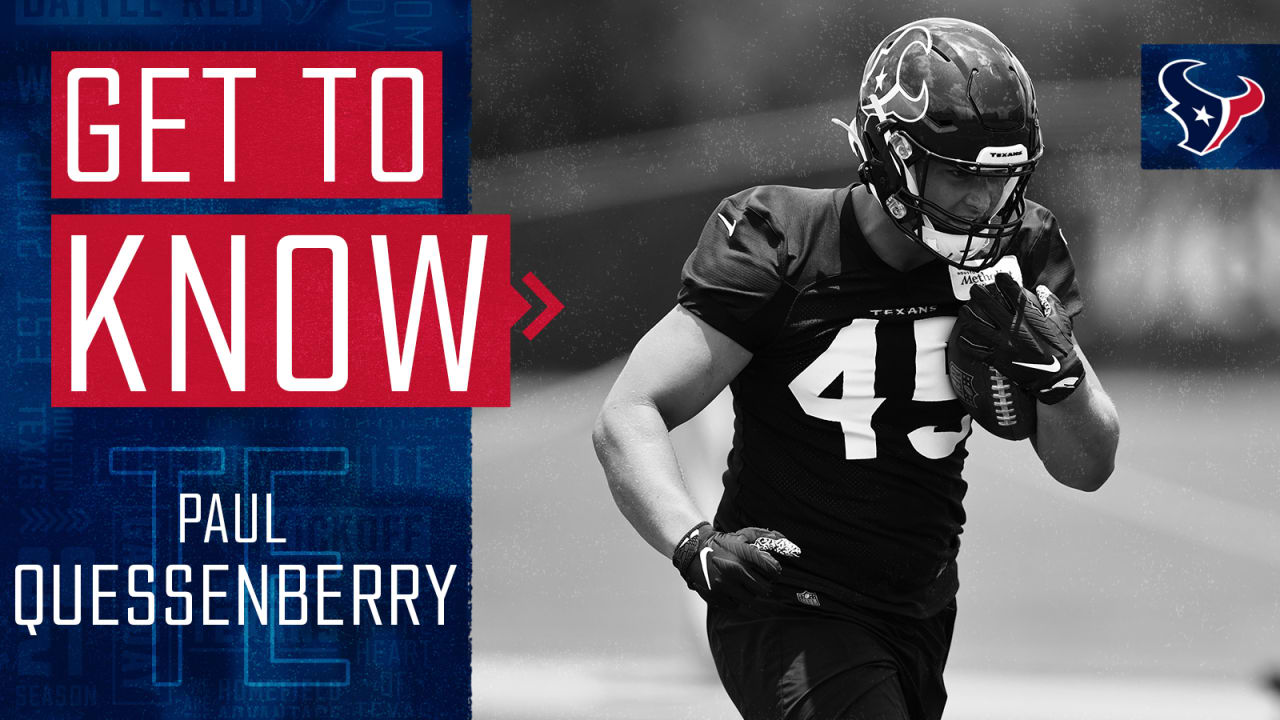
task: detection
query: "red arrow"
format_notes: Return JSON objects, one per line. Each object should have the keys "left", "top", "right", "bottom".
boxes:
{"left": 520, "top": 272, "right": 562, "bottom": 340}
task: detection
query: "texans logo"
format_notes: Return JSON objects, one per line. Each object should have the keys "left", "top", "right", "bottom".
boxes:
{"left": 1158, "top": 59, "right": 1265, "bottom": 156}
{"left": 861, "top": 24, "right": 932, "bottom": 124}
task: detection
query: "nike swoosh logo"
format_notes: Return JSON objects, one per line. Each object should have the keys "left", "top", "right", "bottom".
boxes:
{"left": 1011, "top": 357, "right": 1060, "bottom": 373}
{"left": 700, "top": 547, "right": 714, "bottom": 589}
{"left": 1049, "top": 376, "right": 1078, "bottom": 390}
{"left": 718, "top": 212, "right": 738, "bottom": 236}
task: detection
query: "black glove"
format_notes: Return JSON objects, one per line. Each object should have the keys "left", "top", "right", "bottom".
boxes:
{"left": 671, "top": 522, "right": 800, "bottom": 608}
{"left": 954, "top": 272, "right": 1085, "bottom": 405}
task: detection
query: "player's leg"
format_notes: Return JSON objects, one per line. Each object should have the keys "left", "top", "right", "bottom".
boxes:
{"left": 878, "top": 600, "right": 956, "bottom": 720}
{"left": 706, "top": 603, "right": 913, "bottom": 720}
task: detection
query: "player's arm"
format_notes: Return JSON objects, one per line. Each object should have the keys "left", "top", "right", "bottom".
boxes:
{"left": 955, "top": 273, "right": 1119, "bottom": 491}
{"left": 592, "top": 304, "right": 751, "bottom": 556}
{"left": 594, "top": 304, "right": 797, "bottom": 608}
{"left": 1030, "top": 348, "right": 1119, "bottom": 491}
{"left": 597, "top": 188, "right": 803, "bottom": 607}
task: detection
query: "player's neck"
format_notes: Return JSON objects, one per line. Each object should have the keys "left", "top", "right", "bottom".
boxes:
{"left": 851, "top": 186, "right": 936, "bottom": 273}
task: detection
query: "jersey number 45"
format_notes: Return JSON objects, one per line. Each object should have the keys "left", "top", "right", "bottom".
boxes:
{"left": 789, "top": 317, "right": 971, "bottom": 461}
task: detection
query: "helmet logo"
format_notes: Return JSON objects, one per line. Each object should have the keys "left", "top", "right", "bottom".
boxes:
{"left": 1157, "top": 59, "right": 1265, "bottom": 156}
{"left": 861, "top": 25, "right": 932, "bottom": 125}
{"left": 976, "top": 145, "right": 1028, "bottom": 164}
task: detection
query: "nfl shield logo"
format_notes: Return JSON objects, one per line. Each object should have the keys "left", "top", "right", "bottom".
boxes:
{"left": 796, "top": 591, "right": 821, "bottom": 607}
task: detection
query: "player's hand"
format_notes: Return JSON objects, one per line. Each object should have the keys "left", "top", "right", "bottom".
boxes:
{"left": 954, "top": 272, "right": 1084, "bottom": 405}
{"left": 671, "top": 523, "right": 801, "bottom": 608}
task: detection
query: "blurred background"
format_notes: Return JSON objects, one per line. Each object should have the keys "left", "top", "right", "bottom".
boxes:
{"left": 469, "top": 2, "right": 1280, "bottom": 718}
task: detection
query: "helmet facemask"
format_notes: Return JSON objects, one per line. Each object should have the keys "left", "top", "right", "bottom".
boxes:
{"left": 837, "top": 117, "right": 1039, "bottom": 271}
{"left": 886, "top": 127, "right": 1038, "bottom": 270}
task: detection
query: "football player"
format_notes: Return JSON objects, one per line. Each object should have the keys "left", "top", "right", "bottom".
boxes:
{"left": 593, "top": 17, "right": 1119, "bottom": 720}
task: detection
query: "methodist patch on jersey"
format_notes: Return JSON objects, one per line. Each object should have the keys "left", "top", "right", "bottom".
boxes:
{"left": 947, "top": 255, "right": 1022, "bottom": 300}
{"left": 1142, "top": 44, "right": 1275, "bottom": 169}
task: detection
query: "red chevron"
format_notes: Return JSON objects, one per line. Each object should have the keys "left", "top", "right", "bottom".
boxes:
{"left": 520, "top": 272, "right": 563, "bottom": 340}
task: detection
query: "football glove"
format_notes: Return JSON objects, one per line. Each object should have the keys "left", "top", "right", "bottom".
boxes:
{"left": 671, "top": 522, "right": 800, "bottom": 608}
{"left": 954, "top": 272, "right": 1085, "bottom": 405}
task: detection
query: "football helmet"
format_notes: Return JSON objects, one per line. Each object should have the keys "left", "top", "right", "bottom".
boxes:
{"left": 834, "top": 18, "right": 1042, "bottom": 270}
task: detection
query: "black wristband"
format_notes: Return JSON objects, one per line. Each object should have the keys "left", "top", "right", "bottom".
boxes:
{"left": 671, "top": 521, "right": 712, "bottom": 572}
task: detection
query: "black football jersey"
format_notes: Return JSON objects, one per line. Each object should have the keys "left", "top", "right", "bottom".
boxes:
{"left": 677, "top": 185, "right": 1082, "bottom": 618}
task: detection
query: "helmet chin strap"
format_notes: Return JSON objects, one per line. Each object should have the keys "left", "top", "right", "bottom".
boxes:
{"left": 919, "top": 222, "right": 994, "bottom": 266}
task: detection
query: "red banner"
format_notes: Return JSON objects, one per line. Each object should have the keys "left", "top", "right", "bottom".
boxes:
{"left": 52, "top": 52, "right": 443, "bottom": 198}
{"left": 51, "top": 215, "right": 523, "bottom": 407}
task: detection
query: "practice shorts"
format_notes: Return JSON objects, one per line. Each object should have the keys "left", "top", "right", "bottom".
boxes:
{"left": 707, "top": 589, "right": 956, "bottom": 720}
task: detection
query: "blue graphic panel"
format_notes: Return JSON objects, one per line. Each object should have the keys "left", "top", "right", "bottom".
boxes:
{"left": 0, "top": 2, "right": 474, "bottom": 717}
{"left": 1142, "top": 44, "right": 1276, "bottom": 169}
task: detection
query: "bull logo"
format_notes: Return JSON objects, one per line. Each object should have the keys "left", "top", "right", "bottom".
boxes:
{"left": 861, "top": 25, "right": 932, "bottom": 125}
{"left": 1158, "top": 59, "right": 1265, "bottom": 156}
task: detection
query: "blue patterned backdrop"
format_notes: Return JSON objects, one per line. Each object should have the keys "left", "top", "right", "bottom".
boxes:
{"left": 1, "top": 1, "right": 474, "bottom": 717}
